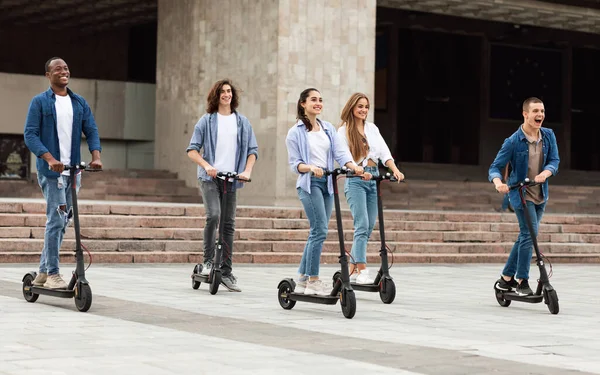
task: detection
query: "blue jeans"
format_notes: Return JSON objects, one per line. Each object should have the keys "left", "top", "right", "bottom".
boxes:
{"left": 502, "top": 200, "right": 546, "bottom": 280}
{"left": 37, "top": 173, "right": 81, "bottom": 275}
{"left": 297, "top": 176, "right": 333, "bottom": 277}
{"left": 344, "top": 166, "right": 379, "bottom": 264}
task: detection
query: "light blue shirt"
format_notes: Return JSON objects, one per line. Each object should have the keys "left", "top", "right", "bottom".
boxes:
{"left": 286, "top": 119, "right": 354, "bottom": 194}
{"left": 186, "top": 112, "right": 258, "bottom": 189}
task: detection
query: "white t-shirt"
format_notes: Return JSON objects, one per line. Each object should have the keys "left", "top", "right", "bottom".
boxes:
{"left": 307, "top": 128, "right": 330, "bottom": 169}
{"left": 213, "top": 113, "right": 238, "bottom": 174}
{"left": 337, "top": 122, "right": 393, "bottom": 167}
{"left": 55, "top": 94, "right": 73, "bottom": 175}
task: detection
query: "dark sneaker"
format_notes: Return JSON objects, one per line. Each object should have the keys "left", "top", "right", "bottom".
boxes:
{"left": 516, "top": 279, "right": 534, "bottom": 296}
{"left": 221, "top": 274, "right": 241, "bottom": 292}
{"left": 495, "top": 276, "right": 518, "bottom": 291}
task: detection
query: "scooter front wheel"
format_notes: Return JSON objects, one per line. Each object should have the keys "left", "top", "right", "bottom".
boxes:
{"left": 545, "top": 289, "right": 559, "bottom": 315}
{"left": 75, "top": 283, "right": 92, "bottom": 312}
{"left": 209, "top": 270, "right": 221, "bottom": 295}
{"left": 22, "top": 274, "right": 39, "bottom": 303}
{"left": 379, "top": 278, "right": 396, "bottom": 304}
{"left": 341, "top": 289, "right": 356, "bottom": 319}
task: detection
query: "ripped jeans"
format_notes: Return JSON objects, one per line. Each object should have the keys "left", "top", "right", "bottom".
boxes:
{"left": 37, "top": 173, "right": 81, "bottom": 275}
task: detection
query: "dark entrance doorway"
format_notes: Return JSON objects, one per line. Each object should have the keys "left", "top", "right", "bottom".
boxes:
{"left": 395, "top": 29, "right": 481, "bottom": 165}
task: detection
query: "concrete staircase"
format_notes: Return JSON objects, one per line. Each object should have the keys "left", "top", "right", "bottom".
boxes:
{"left": 0, "top": 169, "right": 201, "bottom": 203}
{"left": 1, "top": 200, "right": 599, "bottom": 264}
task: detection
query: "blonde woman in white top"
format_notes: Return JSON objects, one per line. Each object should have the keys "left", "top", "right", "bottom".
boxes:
{"left": 338, "top": 93, "right": 404, "bottom": 284}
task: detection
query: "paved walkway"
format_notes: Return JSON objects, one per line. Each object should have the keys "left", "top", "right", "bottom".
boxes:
{"left": 1, "top": 264, "right": 599, "bottom": 375}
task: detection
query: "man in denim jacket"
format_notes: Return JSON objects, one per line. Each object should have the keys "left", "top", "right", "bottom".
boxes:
{"left": 187, "top": 79, "right": 258, "bottom": 292}
{"left": 489, "top": 97, "right": 560, "bottom": 296}
{"left": 24, "top": 57, "right": 102, "bottom": 289}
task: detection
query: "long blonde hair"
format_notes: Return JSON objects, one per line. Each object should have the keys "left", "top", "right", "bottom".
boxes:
{"left": 340, "top": 93, "right": 369, "bottom": 161}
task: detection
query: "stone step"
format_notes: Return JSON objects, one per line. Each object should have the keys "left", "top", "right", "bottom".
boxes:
{"left": 3, "top": 213, "right": 600, "bottom": 234}
{"left": 2, "top": 251, "right": 600, "bottom": 264}
{"left": 2, "top": 201, "right": 600, "bottom": 224}
{"left": 1, "top": 238, "right": 597, "bottom": 254}
{"left": 3, "top": 226, "right": 600, "bottom": 243}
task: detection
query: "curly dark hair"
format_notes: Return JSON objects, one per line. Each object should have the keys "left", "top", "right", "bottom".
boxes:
{"left": 206, "top": 79, "right": 239, "bottom": 114}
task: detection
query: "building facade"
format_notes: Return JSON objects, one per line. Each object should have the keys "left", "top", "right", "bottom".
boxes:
{"left": 1, "top": 0, "right": 599, "bottom": 205}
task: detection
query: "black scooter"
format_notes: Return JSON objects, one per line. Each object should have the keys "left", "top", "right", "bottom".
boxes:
{"left": 277, "top": 167, "right": 357, "bottom": 319}
{"left": 22, "top": 162, "right": 100, "bottom": 312}
{"left": 332, "top": 172, "right": 400, "bottom": 304}
{"left": 494, "top": 178, "right": 559, "bottom": 314}
{"left": 191, "top": 171, "right": 248, "bottom": 294}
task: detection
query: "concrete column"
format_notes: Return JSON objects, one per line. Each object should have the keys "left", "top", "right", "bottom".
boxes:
{"left": 156, "top": 0, "right": 376, "bottom": 206}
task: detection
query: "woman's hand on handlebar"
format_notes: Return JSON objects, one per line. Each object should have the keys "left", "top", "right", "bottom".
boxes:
{"left": 348, "top": 164, "right": 364, "bottom": 176}
{"left": 393, "top": 170, "right": 404, "bottom": 182}
{"left": 361, "top": 172, "right": 372, "bottom": 181}
{"left": 310, "top": 165, "right": 324, "bottom": 178}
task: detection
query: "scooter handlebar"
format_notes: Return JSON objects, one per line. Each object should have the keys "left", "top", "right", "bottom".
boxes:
{"left": 371, "top": 172, "right": 405, "bottom": 183}
{"left": 216, "top": 171, "right": 251, "bottom": 182}
{"left": 62, "top": 162, "right": 103, "bottom": 172}
{"left": 509, "top": 177, "right": 549, "bottom": 190}
{"left": 322, "top": 167, "right": 353, "bottom": 176}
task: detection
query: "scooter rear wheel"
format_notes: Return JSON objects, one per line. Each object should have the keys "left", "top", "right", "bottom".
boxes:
{"left": 545, "top": 289, "right": 559, "bottom": 315}
{"left": 192, "top": 264, "right": 201, "bottom": 289}
{"left": 75, "top": 283, "right": 92, "bottom": 312}
{"left": 494, "top": 286, "right": 511, "bottom": 307}
{"left": 22, "top": 274, "right": 39, "bottom": 303}
{"left": 341, "top": 290, "right": 356, "bottom": 319}
{"left": 379, "top": 278, "right": 396, "bottom": 304}
{"left": 277, "top": 280, "right": 296, "bottom": 310}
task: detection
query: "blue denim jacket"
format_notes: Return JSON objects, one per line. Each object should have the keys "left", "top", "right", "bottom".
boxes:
{"left": 286, "top": 119, "right": 354, "bottom": 195}
{"left": 24, "top": 88, "right": 102, "bottom": 178}
{"left": 488, "top": 126, "right": 560, "bottom": 209}
{"left": 186, "top": 112, "right": 259, "bottom": 189}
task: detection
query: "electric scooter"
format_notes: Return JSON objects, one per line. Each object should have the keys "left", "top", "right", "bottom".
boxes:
{"left": 22, "top": 162, "right": 100, "bottom": 312}
{"left": 494, "top": 178, "right": 559, "bottom": 314}
{"left": 332, "top": 172, "right": 401, "bottom": 304}
{"left": 277, "top": 167, "right": 357, "bottom": 319}
{"left": 191, "top": 171, "right": 249, "bottom": 294}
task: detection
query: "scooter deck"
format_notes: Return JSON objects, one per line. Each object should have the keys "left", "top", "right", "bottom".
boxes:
{"left": 192, "top": 274, "right": 210, "bottom": 283}
{"left": 351, "top": 283, "right": 379, "bottom": 292}
{"left": 502, "top": 292, "right": 544, "bottom": 303}
{"left": 27, "top": 286, "right": 75, "bottom": 298}
{"left": 288, "top": 292, "right": 339, "bottom": 305}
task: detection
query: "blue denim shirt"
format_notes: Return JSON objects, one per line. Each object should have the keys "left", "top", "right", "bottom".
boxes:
{"left": 186, "top": 112, "right": 259, "bottom": 189}
{"left": 24, "top": 88, "right": 102, "bottom": 178}
{"left": 488, "top": 126, "right": 560, "bottom": 209}
{"left": 286, "top": 119, "right": 354, "bottom": 195}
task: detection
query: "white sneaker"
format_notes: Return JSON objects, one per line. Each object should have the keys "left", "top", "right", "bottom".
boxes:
{"left": 43, "top": 274, "right": 67, "bottom": 289}
{"left": 350, "top": 272, "right": 358, "bottom": 283}
{"left": 355, "top": 269, "right": 375, "bottom": 285}
{"left": 33, "top": 272, "right": 47, "bottom": 286}
{"left": 295, "top": 278, "right": 307, "bottom": 293}
{"left": 304, "top": 280, "right": 330, "bottom": 296}
{"left": 200, "top": 262, "right": 212, "bottom": 276}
